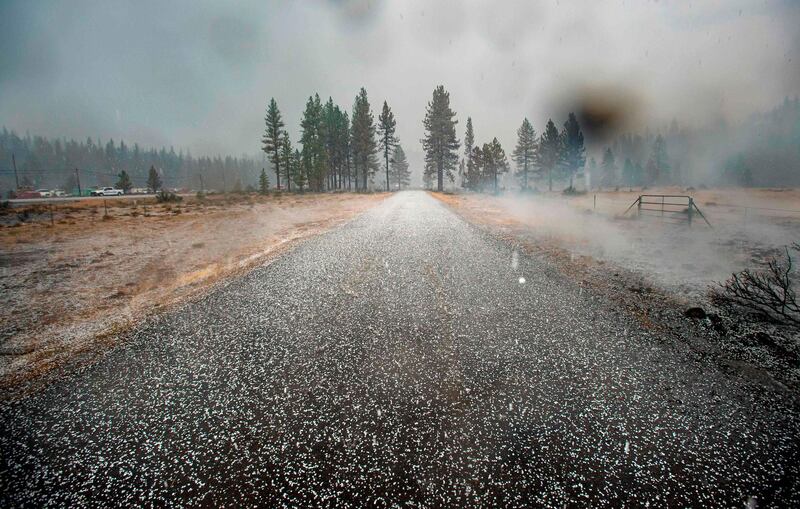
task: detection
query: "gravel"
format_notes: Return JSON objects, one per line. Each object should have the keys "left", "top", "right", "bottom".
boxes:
{"left": 1, "top": 190, "right": 798, "bottom": 507}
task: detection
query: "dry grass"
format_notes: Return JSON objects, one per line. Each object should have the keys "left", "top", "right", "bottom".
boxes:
{"left": 0, "top": 192, "right": 387, "bottom": 396}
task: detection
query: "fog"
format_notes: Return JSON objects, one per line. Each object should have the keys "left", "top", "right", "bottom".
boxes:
{"left": 1, "top": 0, "right": 798, "bottom": 179}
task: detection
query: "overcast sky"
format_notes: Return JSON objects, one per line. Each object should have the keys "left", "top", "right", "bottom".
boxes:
{"left": 1, "top": 0, "right": 798, "bottom": 172}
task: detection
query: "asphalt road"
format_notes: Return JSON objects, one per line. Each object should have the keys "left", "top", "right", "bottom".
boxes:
{"left": 1, "top": 191, "right": 798, "bottom": 507}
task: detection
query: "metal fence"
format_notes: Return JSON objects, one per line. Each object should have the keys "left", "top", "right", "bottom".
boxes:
{"left": 623, "top": 194, "right": 712, "bottom": 227}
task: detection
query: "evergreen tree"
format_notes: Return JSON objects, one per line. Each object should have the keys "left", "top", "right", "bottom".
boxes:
{"left": 463, "top": 117, "right": 484, "bottom": 190}
{"left": 622, "top": 157, "right": 637, "bottom": 187}
{"left": 259, "top": 168, "right": 269, "bottom": 194}
{"left": 468, "top": 145, "right": 483, "bottom": 191}
{"left": 262, "top": 98, "right": 285, "bottom": 189}
{"left": 378, "top": 100, "right": 398, "bottom": 191}
{"left": 646, "top": 135, "right": 669, "bottom": 184}
{"left": 116, "top": 170, "right": 132, "bottom": 193}
{"left": 600, "top": 147, "right": 616, "bottom": 188}
{"left": 482, "top": 137, "right": 510, "bottom": 194}
{"left": 147, "top": 165, "right": 162, "bottom": 192}
{"left": 539, "top": 119, "right": 561, "bottom": 191}
{"left": 513, "top": 118, "right": 537, "bottom": 190}
{"left": 462, "top": 117, "right": 475, "bottom": 188}
{"left": 390, "top": 144, "right": 411, "bottom": 190}
{"left": 421, "top": 85, "right": 460, "bottom": 191}
{"left": 351, "top": 88, "right": 378, "bottom": 190}
{"left": 561, "top": 112, "right": 586, "bottom": 189}
{"left": 291, "top": 149, "right": 306, "bottom": 191}
{"left": 280, "top": 131, "right": 293, "bottom": 191}
{"left": 587, "top": 157, "right": 597, "bottom": 187}
{"left": 300, "top": 94, "right": 326, "bottom": 191}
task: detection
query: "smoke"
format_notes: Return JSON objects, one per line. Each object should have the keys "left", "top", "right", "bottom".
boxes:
{"left": 485, "top": 191, "right": 800, "bottom": 299}
{"left": 0, "top": 0, "right": 798, "bottom": 180}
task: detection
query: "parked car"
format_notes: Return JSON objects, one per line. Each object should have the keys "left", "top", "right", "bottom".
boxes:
{"left": 91, "top": 187, "right": 124, "bottom": 196}
{"left": 36, "top": 189, "right": 52, "bottom": 197}
{"left": 52, "top": 189, "right": 67, "bottom": 197}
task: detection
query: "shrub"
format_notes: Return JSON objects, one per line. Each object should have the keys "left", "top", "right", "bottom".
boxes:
{"left": 710, "top": 243, "right": 800, "bottom": 331}
{"left": 156, "top": 190, "right": 182, "bottom": 203}
{"left": 562, "top": 186, "right": 586, "bottom": 196}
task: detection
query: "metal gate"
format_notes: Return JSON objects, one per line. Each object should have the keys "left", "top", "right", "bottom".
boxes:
{"left": 623, "top": 194, "right": 711, "bottom": 226}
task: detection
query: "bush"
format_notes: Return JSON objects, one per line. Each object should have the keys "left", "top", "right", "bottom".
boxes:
{"left": 562, "top": 186, "right": 586, "bottom": 196}
{"left": 156, "top": 190, "right": 182, "bottom": 203}
{"left": 710, "top": 243, "right": 800, "bottom": 331}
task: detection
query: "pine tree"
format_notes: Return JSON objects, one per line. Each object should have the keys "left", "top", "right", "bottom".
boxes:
{"left": 513, "top": 118, "right": 537, "bottom": 190}
{"left": 465, "top": 145, "right": 483, "bottom": 191}
{"left": 300, "top": 94, "right": 326, "bottom": 191}
{"left": 291, "top": 149, "right": 306, "bottom": 191}
{"left": 482, "top": 137, "right": 510, "bottom": 194}
{"left": 378, "top": 100, "right": 398, "bottom": 191}
{"left": 390, "top": 144, "right": 411, "bottom": 190}
{"left": 259, "top": 168, "right": 269, "bottom": 194}
{"left": 646, "top": 135, "right": 669, "bottom": 184}
{"left": 116, "top": 170, "right": 132, "bottom": 193}
{"left": 539, "top": 119, "right": 561, "bottom": 191}
{"left": 462, "top": 117, "right": 475, "bottom": 188}
{"left": 463, "top": 117, "right": 478, "bottom": 189}
{"left": 147, "top": 165, "right": 162, "bottom": 193}
{"left": 280, "top": 132, "right": 293, "bottom": 191}
{"left": 600, "top": 147, "right": 616, "bottom": 187}
{"left": 622, "top": 157, "right": 637, "bottom": 188}
{"left": 262, "top": 98, "right": 285, "bottom": 189}
{"left": 561, "top": 113, "right": 585, "bottom": 189}
{"left": 421, "top": 85, "right": 460, "bottom": 191}
{"left": 587, "top": 157, "right": 597, "bottom": 187}
{"left": 351, "top": 88, "right": 378, "bottom": 190}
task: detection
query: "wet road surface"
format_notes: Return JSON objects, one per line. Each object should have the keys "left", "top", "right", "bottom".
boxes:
{"left": 2, "top": 191, "right": 798, "bottom": 507}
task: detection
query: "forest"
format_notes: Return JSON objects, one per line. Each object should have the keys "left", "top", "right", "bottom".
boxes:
{"left": 2, "top": 91, "right": 798, "bottom": 198}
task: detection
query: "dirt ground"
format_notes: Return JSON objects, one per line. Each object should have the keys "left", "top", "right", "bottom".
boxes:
{"left": 434, "top": 187, "right": 800, "bottom": 393}
{"left": 0, "top": 192, "right": 386, "bottom": 396}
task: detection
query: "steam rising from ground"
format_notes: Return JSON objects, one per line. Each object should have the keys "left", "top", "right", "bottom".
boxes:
{"left": 486, "top": 191, "right": 800, "bottom": 300}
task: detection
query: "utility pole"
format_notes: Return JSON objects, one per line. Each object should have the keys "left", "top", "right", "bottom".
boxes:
{"left": 75, "top": 168, "right": 82, "bottom": 196}
{"left": 12, "top": 153, "right": 19, "bottom": 189}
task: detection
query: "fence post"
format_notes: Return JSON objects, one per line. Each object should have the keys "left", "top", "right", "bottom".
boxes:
{"left": 637, "top": 196, "right": 642, "bottom": 218}
{"left": 688, "top": 197, "right": 694, "bottom": 226}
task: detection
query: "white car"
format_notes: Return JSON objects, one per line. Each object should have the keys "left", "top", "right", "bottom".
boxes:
{"left": 91, "top": 187, "right": 124, "bottom": 196}
{"left": 36, "top": 189, "right": 52, "bottom": 197}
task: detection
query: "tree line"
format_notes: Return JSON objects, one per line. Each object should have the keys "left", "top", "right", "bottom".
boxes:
{"left": 261, "top": 89, "right": 410, "bottom": 193}
{"left": 0, "top": 128, "right": 265, "bottom": 196}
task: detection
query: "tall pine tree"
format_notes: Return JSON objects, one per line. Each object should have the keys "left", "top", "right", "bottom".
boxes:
{"left": 561, "top": 112, "right": 585, "bottom": 189}
{"left": 600, "top": 147, "right": 616, "bottom": 188}
{"left": 390, "top": 143, "right": 411, "bottom": 190}
{"left": 280, "top": 131, "right": 293, "bottom": 191}
{"left": 482, "top": 137, "right": 510, "bottom": 194}
{"left": 378, "top": 101, "right": 397, "bottom": 192}
{"left": 351, "top": 88, "right": 378, "bottom": 190}
{"left": 422, "top": 85, "right": 460, "bottom": 191}
{"left": 463, "top": 117, "right": 477, "bottom": 189}
{"left": 539, "top": 119, "right": 561, "bottom": 192}
{"left": 300, "top": 94, "right": 327, "bottom": 191}
{"left": 513, "top": 118, "right": 537, "bottom": 190}
{"left": 262, "top": 98, "right": 285, "bottom": 189}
